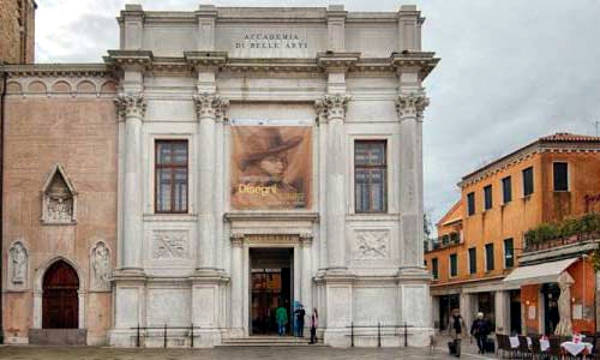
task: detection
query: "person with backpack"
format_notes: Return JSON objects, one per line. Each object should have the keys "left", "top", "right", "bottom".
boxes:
{"left": 448, "top": 308, "right": 466, "bottom": 357}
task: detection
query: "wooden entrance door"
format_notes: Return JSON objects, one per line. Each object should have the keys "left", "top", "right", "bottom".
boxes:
{"left": 42, "top": 261, "right": 79, "bottom": 329}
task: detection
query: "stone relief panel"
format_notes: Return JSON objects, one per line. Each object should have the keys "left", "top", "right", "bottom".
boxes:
{"left": 151, "top": 230, "right": 189, "bottom": 259}
{"left": 41, "top": 164, "right": 77, "bottom": 225}
{"left": 90, "top": 241, "right": 111, "bottom": 291}
{"left": 8, "top": 241, "right": 28, "bottom": 289}
{"left": 352, "top": 229, "right": 390, "bottom": 260}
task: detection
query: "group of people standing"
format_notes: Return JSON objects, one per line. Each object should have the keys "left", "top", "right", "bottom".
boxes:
{"left": 275, "top": 302, "right": 319, "bottom": 344}
{"left": 448, "top": 309, "right": 492, "bottom": 357}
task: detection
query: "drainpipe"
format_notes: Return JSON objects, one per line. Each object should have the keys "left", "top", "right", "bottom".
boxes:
{"left": 0, "top": 66, "right": 7, "bottom": 344}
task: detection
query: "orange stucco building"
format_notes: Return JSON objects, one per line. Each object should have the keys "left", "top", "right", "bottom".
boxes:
{"left": 425, "top": 133, "right": 600, "bottom": 335}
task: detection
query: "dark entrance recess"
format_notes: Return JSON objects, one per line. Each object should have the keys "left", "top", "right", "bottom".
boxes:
{"left": 42, "top": 261, "right": 79, "bottom": 329}
{"left": 542, "top": 283, "right": 560, "bottom": 335}
{"left": 250, "top": 248, "right": 293, "bottom": 335}
{"left": 510, "top": 290, "right": 522, "bottom": 335}
{"left": 438, "top": 294, "right": 459, "bottom": 331}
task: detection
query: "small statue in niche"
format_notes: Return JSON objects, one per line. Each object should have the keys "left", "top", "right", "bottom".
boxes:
{"left": 46, "top": 176, "right": 73, "bottom": 222}
{"left": 10, "top": 242, "right": 27, "bottom": 285}
{"left": 91, "top": 242, "right": 111, "bottom": 290}
{"left": 41, "top": 164, "right": 77, "bottom": 224}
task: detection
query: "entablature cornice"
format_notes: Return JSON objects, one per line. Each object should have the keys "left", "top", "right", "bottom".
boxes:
{"left": 391, "top": 51, "right": 439, "bottom": 80}
{"left": 184, "top": 51, "right": 228, "bottom": 71}
{"left": 105, "top": 50, "right": 154, "bottom": 72}
{"left": 316, "top": 51, "right": 360, "bottom": 72}
{"left": 0, "top": 64, "right": 111, "bottom": 78}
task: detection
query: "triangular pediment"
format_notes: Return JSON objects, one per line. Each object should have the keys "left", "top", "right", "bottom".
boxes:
{"left": 42, "top": 164, "right": 77, "bottom": 196}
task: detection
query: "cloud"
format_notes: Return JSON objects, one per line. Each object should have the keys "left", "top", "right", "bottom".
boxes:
{"left": 34, "top": 0, "right": 600, "bottom": 228}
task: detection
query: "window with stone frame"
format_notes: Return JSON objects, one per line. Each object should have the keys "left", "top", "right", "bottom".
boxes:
{"left": 485, "top": 243, "right": 495, "bottom": 272}
{"left": 449, "top": 253, "right": 458, "bottom": 277}
{"left": 354, "top": 140, "right": 387, "bottom": 213}
{"left": 155, "top": 140, "right": 188, "bottom": 213}
{"left": 523, "top": 166, "right": 534, "bottom": 196}
{"left": 432, "top": 258, "right": 439, "bottom": 280}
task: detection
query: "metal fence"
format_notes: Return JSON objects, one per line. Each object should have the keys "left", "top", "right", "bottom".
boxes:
{"left": 130, "top": 324, "right": 204, "bottom": 348}
{"left": 346, "top": 322, "right": 414, "bottom": 347}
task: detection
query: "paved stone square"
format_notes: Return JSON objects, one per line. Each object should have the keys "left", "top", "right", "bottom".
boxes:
{"left": 0, "top": 345, "right": 495, "bottom": 360}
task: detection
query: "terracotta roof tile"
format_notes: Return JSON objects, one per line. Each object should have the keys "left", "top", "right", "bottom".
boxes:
{"left": 539, "top": 132, "right": 600, "bottom": 142}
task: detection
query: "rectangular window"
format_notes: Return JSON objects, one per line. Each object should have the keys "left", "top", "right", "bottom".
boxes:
{"left": 553, "top": 162, "right": 568, "bottom": 191}
{"left": 432, "top": 258, "right": 439, "bottom": 280}
{"left": 355, "top": 141, "right": 387, "bottom": 213}
{"left": 484, "top": 185, "right": 493, "bottom": 210}
{"left": 504, "top": 238, "right": 514, "bottom": 268}
{"left": 523, "top": 166, "right": 534, "bottom": 196}
{"left": 468, "top": 247, "right": 477, "bottom": 274}
{"left": 485, "top": 243, "right": 495, "bottom": 272}
{"left": 450, "top": 254, "right": 458, "bottom": 277}
{"left": 502, "top": 176, "right": 512, "bottom": 204}
{"left": 467, "top": 192, "right": 475, "bottom": 216}
{"left": 155, "top": 140, "right": 188, "bottom": 213}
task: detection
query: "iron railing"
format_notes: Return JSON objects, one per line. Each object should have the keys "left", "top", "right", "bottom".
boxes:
{"left": 346, "top": 322, "right": 414, "bottom": 347}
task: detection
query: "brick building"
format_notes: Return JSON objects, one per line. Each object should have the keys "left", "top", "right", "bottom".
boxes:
{"left": 425, "top": 133, "right": 600, "bottom": 335}
{"left": 0, "top": 0, "right": 36, "bottom": 65}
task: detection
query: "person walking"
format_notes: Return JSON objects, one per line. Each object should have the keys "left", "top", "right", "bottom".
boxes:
{"left": 276, "top": 302, "right": 288, "bottom": 336}
{"left": 310, "top": 308, "right": 318, "bottom": 344}
{"left": 294, "top": 304, "right": 306, "bottom": 337}
{"left": 448, "top": 308, "right": 466, "bottom": 357}
{"left": 470, "top": 312, "right": 490, "bottom": 354}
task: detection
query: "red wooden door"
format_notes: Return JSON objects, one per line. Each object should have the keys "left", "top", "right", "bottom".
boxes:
{"left": 42, "top": 261, "right": 79, "bottom": 329}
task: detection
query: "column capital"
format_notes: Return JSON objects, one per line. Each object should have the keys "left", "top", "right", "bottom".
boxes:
{"left": 114, "top": 92, "right": 146, "bottom": 121}
{"left": 193, "top": 93, "right": 229, "bottom": 122}
{"left": 230, "top": 233, "right": 244, "bottom": 247}
{"left": 395, "top": 91, "right": 429, "bottom": 120}
{"left": 299, "top": 233, "right": 313, "bottom": 247}
{"left": 314, "top": 94, "right": 351, "bottom": 123}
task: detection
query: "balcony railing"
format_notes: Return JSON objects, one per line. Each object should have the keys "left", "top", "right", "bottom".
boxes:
{"left": 523, "top": 213, "right": 600, "bottom": 252}
{"left": 425, "top": 232, "right": 462, "bottom": 253}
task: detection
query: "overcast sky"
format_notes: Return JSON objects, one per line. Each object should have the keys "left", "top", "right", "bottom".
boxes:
{"left": 34, "top": 0, "right": 600, "bottom": 230}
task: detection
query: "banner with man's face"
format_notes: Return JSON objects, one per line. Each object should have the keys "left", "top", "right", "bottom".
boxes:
{"left": 230, "top": 126, "right": 312, "bottom": 210}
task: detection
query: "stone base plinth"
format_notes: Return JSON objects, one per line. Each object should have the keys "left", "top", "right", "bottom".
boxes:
{"left": 28, "top": 329, "right": 87, "bottom": 345}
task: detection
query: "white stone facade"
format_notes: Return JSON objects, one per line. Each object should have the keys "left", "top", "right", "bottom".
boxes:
{"left": 108, "top": 3, "right": 438, "bottom": 348}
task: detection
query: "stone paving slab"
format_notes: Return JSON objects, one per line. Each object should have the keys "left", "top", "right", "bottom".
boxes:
{"left": 0, "top": 345, "right": 495, "bottom": 360}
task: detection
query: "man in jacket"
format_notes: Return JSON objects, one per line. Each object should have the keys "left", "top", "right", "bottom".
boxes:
{"left": 470, "top": 312, "right": 490, "bottom": 354}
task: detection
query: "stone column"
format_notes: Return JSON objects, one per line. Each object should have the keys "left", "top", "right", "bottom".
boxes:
{"left": 315, "top": 95, "right": 350, "bottom": 271}
{"left": 460, "top": 292, "right": 474, "bottom": 332}
{"left": 300, "top": 233, "right": 314, "bottom": 315}
{"left": 230, "top": 234, "right": 244, "bottom": 334}
{"left": 395, "top": 91, "right": 429, "bottom": 273}
{"left": 193, "top": 94, "right": 229, "bottom": 273}
{"left": 115, "top": 93, "right": 146, "bottom": 271}
{"left": 495, "top": 290, "right": 511, "bottom": 334}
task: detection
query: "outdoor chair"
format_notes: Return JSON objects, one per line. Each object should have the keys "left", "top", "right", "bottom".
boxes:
{"left": 548, "top": 336, "right": 563, "bottom": 360}
{"left": 531, "top": 336, "right": 548, "bottom": 360}
{"left": 519, "top": 335, "right": 533, "bottom": 359}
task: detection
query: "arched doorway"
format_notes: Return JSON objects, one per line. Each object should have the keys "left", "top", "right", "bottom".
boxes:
{"left": 42, "top": 260, "right": 79, "bottom": 329}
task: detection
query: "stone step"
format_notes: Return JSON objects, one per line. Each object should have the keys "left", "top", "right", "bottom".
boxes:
{"left": 218, "top": 336, "right": 327, "bottom": 347}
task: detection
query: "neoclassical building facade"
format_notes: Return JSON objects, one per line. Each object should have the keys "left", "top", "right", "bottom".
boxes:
{"left": 1, "top": 4, "right": 438, "bottom": 347}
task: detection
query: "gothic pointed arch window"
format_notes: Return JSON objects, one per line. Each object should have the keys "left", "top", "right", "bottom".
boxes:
{"left": 41, "top": 164, "right": 77, "bottom": 225}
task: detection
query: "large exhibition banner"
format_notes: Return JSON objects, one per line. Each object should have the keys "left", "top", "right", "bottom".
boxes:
{"left": 231, "top": 126, "right": 312, "bottom": 210}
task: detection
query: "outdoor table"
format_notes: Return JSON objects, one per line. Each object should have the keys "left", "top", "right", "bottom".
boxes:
{"left": 540, "top": 339, "right": 550, "bottom": 352}
{"left": 561, "top": 341, "right": 593, "bottom": 356}
{"left": 509, "top": 336, "right": 519, "bottom": 349}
